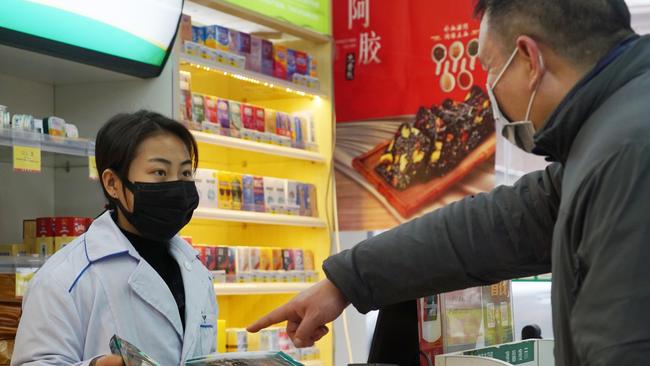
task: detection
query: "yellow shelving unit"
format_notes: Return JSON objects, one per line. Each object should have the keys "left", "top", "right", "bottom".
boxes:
{"left": 174, "top": 2, "right": 334, "bottom": 365}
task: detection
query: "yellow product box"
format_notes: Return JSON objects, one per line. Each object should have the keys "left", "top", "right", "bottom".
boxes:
{"left": 55, "top": 236, "right": 77, "bottom": 252}
{"left": 0, "top": 244, "right": 27, "bottom": 257}
{"left": 217, "top": 171, "right": 233, "bottom": 210}
{"left": 226, "top": 328, "right": 248, "bottom": 352}
{"left": 217, "top": 319, "right": 227, "bottom": 353}
{"left": 23, "top": 220, "right": 36, "bottom": 240}
{"left": 34, "top": 237, "right": 54, "bottom": 257}
{"left": 230, "top": 173, "right": 243, "bottom": 211}
{"left": 248, "top": 331, "right": 260, "bottom": 352}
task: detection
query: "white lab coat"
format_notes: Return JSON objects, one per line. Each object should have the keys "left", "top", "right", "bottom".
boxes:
{"left": 11, "top": 211, "right": 218, "bottom": 366}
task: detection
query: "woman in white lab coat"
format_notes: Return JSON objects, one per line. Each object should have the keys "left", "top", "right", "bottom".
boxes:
{"left": 12, "top": 111, "right": 217, "bottom": 366}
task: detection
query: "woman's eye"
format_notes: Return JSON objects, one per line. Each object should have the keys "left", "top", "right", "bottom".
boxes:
{"left": 153, "top": 170, "right": 166, "bottom": 177}
{"left": 182, "top": 170, "right": 193, "bottom": 178}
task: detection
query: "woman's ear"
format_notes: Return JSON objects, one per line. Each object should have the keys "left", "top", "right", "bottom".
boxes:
{"left": 101, "top": 169, "right": 120, "bottom": 201}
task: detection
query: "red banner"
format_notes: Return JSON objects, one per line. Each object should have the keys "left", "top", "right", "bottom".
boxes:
{"left": 334, "top": 0, "right": 484, "bottom": 122}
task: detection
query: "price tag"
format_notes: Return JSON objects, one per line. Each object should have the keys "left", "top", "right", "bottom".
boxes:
{"left": 13, "top": 145, "right": 41, "bottom": 173}
{"left": 88, "top": 155, "right": 99, "bottom": 180}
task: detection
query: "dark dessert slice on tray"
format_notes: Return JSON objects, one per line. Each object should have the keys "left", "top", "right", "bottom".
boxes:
{"left": 375, "top": 123, "right": 433, "bottom": 190}
{"left": 427, "top": 86, "right": 494, "bottom": 177}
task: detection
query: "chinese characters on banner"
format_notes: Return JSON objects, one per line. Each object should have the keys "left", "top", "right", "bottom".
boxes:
{"left": 334, "top": 0, "right": 484, "bottom": 122}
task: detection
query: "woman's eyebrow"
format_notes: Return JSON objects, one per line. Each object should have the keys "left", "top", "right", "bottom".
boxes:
{"left": 148, "top": 157, "right": 172, "bottom": 165}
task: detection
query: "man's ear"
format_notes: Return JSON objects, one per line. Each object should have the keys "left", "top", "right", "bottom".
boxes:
{"left": 516, "top": 35, "right": 546, "bottom": 91}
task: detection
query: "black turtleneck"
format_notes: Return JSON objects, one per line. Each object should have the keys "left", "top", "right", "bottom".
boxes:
{"left": 111, "top": 212, "right": 186, "bottom": 329}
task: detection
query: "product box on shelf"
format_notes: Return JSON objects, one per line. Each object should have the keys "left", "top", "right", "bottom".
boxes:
{"left": 275, "top": 178, "right": 288, "bottom": 214}
{"left": 35, "top": 217, "right": 55, "bottom": 256}
{"left": 192, "top": 26, "right": 205, "bottom": 44}
{"left": 287, "top": 49, "right": 297, "bottom": 81}
{"left": 0, "top": 244, "right": 27, "bottom": 256}
{"left": 229, "top": 30, "right": 251, "bottom": 57}
{"left": 230, "top": 173, "right": 243, "bottom": 211}
{"left": 253, "top": 176, "right": 266, "bottom": 213}
{"left": 298, "top": 184, "right": 310, "bottom": 217}
{"left": 43, "top": 117, "right": 66, "bottom": 136}
{"left": 264, "top": 177, "right": 277, "bottom": 214}
{"left": 259, "top": 328, "right": 281, "bottom": 351}
{"left": 229, "top": 101, "right": 243, "bottom": 138}
{"left": 54, "top": 217, "right": 84, "bottom": 251}
{"left": 204, "top": 26, "right": 225, "bottom": 50}
{"left": 295, "top": 50, "right": 308, "bottom": 76}
{"left": 195, "top": 169, "right": 219, "bottom": 209}
{"left": 275, "top": 112, "right": 290, "bottom": 139}
{"left": 282, "top": 249, "right": 295, "bottom": 272}
{"left": 309, "top": 184, "right": 318, "bottom": 217}
{"left": 194, "top": 245, "right": 207, "bottom": 266}
{"left": 217, "top": 99, "right": 230, "bottom": 134}
{"left": 192, "top": 94, "right": 205, "bottom": 123}
{"left": 271, "top": 248, "right": 283, "bottom": 272}
{"left": 216, "top": 246, "right": 236, "bottom": 283}
{"left": 258, "top": 247, "right": 273, "bottom": 282}
{"left": 249, "top": 247, "right": 261, "bottom": 281}
{"left": 248, "top": 37, "right": 274, "bottom": 75}
{"left": 203, "top": 96, "right": 218, "bottom": 124}
{"left": 264, "top": 109, "right": 277, "bottom": 136}
{"left": 241, "top": 104, "right": 255, "bottom": 130}
{"left": 217, "top": 26, "right": 230, "bottom": 51}
{"left": 217, "top": 171, "right": 233, "bottom": 210}
{"left": 273, "top": 45, "right": 288, "bottom": 80}
{"left": 23, "top": 219, "right": 36, "bottom": 251}
{"left": 253, "top": 107, "right": 265, "bottom": 133}
{"left": 242, "top": 175, "right": 256, "bottom": 211}
{"left": 226, "top": 328, "right": 248, "bottom": 352}
{"left": 235, "top": 247, "right": 252, "bottom": 283}
{"left": 293, "top": 249, "right": 305, "bottom": 282}
{"left": 285, "top": 181, "right": 300, "bottom": 215}
{"left": 179, "top": 71, "right": 193, "bottom": 122}
{"left": 205, "top": 246, "right": 218, "bottom": 271}
{"left": 290, "top": 115, "right": 304, "bottom": 148}
{"left": 308, "top": 54, "right": 317, "bottom": 77}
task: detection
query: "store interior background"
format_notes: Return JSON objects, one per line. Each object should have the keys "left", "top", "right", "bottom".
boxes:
{"left": 332, "top": 1, "right": 650, "bottom": 364}
{"left": 1, "top": 1, "right": 650, "bottom": 365}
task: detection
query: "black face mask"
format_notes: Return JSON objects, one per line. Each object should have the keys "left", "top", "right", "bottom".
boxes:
{"left": 113, "top": 179, "right": 199, "bottom": 241}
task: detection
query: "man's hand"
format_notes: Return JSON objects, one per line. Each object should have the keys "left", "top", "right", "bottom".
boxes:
{"left": 247, "top": 279, "right": 350, "bottom": 348}
{"left": 93, "top": 355, "right": 124, "bottom": 366}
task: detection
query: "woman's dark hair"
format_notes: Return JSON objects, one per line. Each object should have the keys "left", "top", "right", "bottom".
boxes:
{"left": 95, "top": 110, "right": 199, "bottom": 209}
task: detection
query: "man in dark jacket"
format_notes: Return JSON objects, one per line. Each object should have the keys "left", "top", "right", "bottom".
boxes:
{"left": 250, "top": 1, "right": 650, "bottom": 364}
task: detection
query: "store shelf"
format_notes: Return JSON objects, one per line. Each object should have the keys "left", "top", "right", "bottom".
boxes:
{"left": 193, "top": 208, "right": 327, "bottom": 228}
{"left": 192, "top": 131, "right": 325, "bottom": 163}
{"left": 0, "top": 128, "right": 94, "bottom": 157}
{"left": 214, "top": 282, "right": 313, "bottom": 296}
{"left": 179, "top": 54, "right": 327, "bottom": 98}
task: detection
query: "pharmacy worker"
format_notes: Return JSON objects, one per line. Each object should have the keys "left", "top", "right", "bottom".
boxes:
{"left": 12, "top": 111, "right": 217, "bottom": 366}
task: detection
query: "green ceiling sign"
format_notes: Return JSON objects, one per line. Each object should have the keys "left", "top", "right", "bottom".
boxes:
{"left": 224, "top": 0, "right": 330, "bottom": 35}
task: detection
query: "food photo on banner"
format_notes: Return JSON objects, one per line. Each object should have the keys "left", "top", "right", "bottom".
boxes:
{"left": 332, "top": 1, "right": 513, "bottom": 364}
{"left": 334, "top": 0, "right": 496, "bottom": 231}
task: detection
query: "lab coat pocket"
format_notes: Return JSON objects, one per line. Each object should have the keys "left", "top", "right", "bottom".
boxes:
{"left": 199, "top": 312, "right": 217, "bottom": 355}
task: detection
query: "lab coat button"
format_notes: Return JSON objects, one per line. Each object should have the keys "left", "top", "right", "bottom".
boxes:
{"left": 184, "top": 261, "right": 192, "bottom": 271}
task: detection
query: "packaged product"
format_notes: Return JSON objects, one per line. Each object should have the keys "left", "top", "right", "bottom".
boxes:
{"left": 248, "top": 37, "right": 274, "bottom": 75}
{"left": 43, "top": 116, "right": 66, "bottom": 136}
{"left": 216, "top": 246, "right": 236, "bottom": 283}
{"left": 35, "top": 217, "right": 55, "bottom": 256}
{"left": 308, "top": 54, "right": 317, "bottom": 77}
{"left": 242, "top": 175, "right": 255, "bottom": 211}
{"left": 253, "top": 176, "right": 265, "bottom": 212}
{"left": 285, "top": 181, "right": 300, "bottom": 215}
{"left": 230, "top": 173, "right": 243, "bottom": 211}
{"left": 195, "top": 168, "right": 219, "bottom": 209}
{"left": 287, "top": 49, "right": 297, "bottom": 81}
{"left": 203, "top": 96, "right": 218, "bottom": 124}
{"left": 229, "top": 101, "right": 242, "bottom": 137}
{"left": 264, "top": 109, "right": 277, "bottom": 136}
{"left": 295, "top": 50, "right": 308, "bottom": 75}
{"left": 192, "top": 26, "right": 205, "bottom": 44}
{"left": 254, "top": 107, "right": 265, "bottom": 133}
{"left": 217, "top": 26, "right": 230, "bottom": 50}
{"left": 229, "top": 30, "right": 251, "bottom": 57}
{"left": 217, "top": 98, "right": 230, "bottom": 133}
{"left": 203, "top": 26, "right": 218, "bottom": 49}
{"left": 226, "top": 328, "right": 248, "bottom": 352}
{"left": 273, "top": 45, "right": 288, "bottom": 80}
{"left": 249, "top": 247, "right": 261, "bottom": 281}
{"left": 191, "top": 94, "right": 205, "bottom": 123}
{"left": 241, "top": 104, "right": 255, "bottom": 130}
{"left": 217, "top": 171, "right": 232, "bottom": 210}
{"left": 235, "top": 247, "right": 252, "bottom": 282}
{"left": 184, "top": 41, "right": 201, "bottom": 56}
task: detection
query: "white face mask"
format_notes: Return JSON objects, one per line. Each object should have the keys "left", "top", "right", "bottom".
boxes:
{"left": 486, "top": 47, "right": 542, "bottom": 153}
